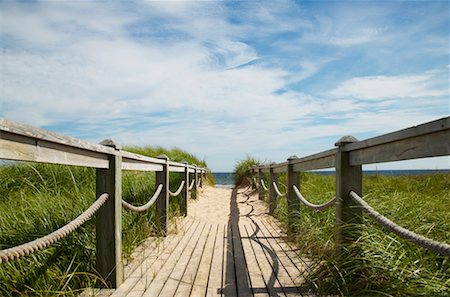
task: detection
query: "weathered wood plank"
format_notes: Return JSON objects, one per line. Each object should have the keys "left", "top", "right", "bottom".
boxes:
{"left": 243, "top": 223, "right": 284, "bottom": 296}
{"left": 349, "top": 129, "right": 450, "bottom": 165}
{"left": 205, "top": 224, "right": 226, "bottom": 297}
{"left": 0, "top": 118, "right": 117, "bottom": 155}
{"left": 190, "top": 223, "right": 219, "bottom": 296}
{"left": 292, "top": 154, "right": 335, "bottom": 171}
{"left": 127, "top": 220, "right": 202, "bottom": 296}
{"left": 174, "top": 223, "right": 212, "bottom": 296}
{"left": 112, "top": 219, "right": 198, "bottom": 297}
{"left": 121, "top": 158, "right": 163, "bottom": 171}
{"left": 223, "top": 223, "right": 237, "bottom": 297}
{"left": 345, "top": 116, "right": 449, "bottom": 152}
{"left": 240, "top": 223, "right": 269, "bottom": 296}
{"left": 0, "top": 132, "right": 109, "bottom": 168}
{"left": 141, "top": 221, "right": 206, "bottom": 296}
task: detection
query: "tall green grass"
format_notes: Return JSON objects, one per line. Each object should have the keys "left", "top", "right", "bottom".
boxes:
{"left": 0, "top": 146, "right": 212, "bottom": 296}
{"left": 233, "top": 156, "right": 450, "bottom": 296}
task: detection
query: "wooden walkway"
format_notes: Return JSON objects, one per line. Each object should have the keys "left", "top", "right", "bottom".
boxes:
{"left": 86, "top": 186, "right": 315, "bottom": 297}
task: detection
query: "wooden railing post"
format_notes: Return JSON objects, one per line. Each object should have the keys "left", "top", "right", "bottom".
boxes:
{"left": 258, "top": 168, "right": 264, "bottom": 200}
{"left": 181, "top": 161, "right": 189, "bottom": 216}
{"left": 96, "top": 139, "right": 123, "bottom": 288}
{"left": 191, "top": 165, "right": 198, "bottom": 199}
{"left": 269, "top": 163, "right": 277, "bottom": 214}
{"left": 251, "top": 167, "right": 257, "bottom": 190}
{"left": 200, "top": 169, "right": 204, "bottom": 188}
{"left": 335, "top": 136, "right": 362, "bottom": 257}
{"left": 287, "top": 156, "right": 300, "bottom": 231}
{"left": 156, "top": 154, "right": 169, "bottom": 235}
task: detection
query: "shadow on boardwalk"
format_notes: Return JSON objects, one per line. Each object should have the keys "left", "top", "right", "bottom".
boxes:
{"left": 223, "top": 186, "right": 314, "bottom": 297}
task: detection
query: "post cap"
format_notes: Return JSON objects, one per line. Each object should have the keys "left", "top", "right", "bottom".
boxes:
{"left": 335, "top": 135, "right": 359, "bottom": 147}
{"left": 182, "top": 160, "right": 188, "bottom": 164}
{"left": 99, "top": 139, "right": 121, "bottom": 150}
{"left": 157, "top": 154, "right": 169, "bottom": 160}
{"left": 287, "top": 155, "right": 298, "bottom": 161}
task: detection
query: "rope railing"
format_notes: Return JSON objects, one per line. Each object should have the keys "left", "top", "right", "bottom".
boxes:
{"left": 197, "top": 179, "right": 201, "bottom": 187}
{"left": 122, "top": 184, "right": 163, "bottom": 213}
{"left": 349, "top": 191, "right": 450, "bottom": 257}
{"left": 292, "top": 185, "right": 336, "bottom": 211}
{"left": 272, "top": 182, "right": 286, "bottom": 197}
{"left": 260, "top": 179, "right": 269, "bottom": 191}
{"left": 188, "top": 179, "right": 195, "bottom": 190}
{"left": 169, "top": 181, "right": 185, "bottom": 197}
{"left": 0, "top": 193, "right": 109, "bottom": 263}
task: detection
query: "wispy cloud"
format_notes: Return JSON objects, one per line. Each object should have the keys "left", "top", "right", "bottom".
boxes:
{"left": 1, "top": 0, "right": 448, "bottom": 170}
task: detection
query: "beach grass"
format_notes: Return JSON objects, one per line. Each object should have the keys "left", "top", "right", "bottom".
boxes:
{"left": 0, "top": 146, "right": 212, "bottom": 296}
{"left": 234, "top": 156, "right": 450, "bottom": 296}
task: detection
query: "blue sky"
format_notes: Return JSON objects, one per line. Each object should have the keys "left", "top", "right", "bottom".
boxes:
{"left": 1, "top": 1, "right": 449, "bottom": 171}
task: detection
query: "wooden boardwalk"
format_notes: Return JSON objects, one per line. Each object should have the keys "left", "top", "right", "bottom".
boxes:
{"left": 86, "top": 186, "right": 315, "bottom": 297}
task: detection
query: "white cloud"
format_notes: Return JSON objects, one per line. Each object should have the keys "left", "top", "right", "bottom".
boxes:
{"left": 1, "top": 1, "right": 448, "bottom": 171}
{"left": 329, "top": 74, "right": 448, "bottom": 100}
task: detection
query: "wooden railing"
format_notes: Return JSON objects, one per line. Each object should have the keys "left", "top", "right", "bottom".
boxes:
{"left": 0, "top": 118, "right": 208, "bottom": 287}
{"left": 251, "top": 116, "right": 450, "bottom": 257}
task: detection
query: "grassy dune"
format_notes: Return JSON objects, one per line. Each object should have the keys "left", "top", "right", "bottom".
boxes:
{"left": 234, "top": 157, "right": 450, "bottom": 296}
{"left": 0, "top": 146, "right": 212, "bottom": 296}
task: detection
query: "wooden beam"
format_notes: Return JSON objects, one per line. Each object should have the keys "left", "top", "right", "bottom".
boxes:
{"left": 269, "top": 164, "right": 277, "bottom": 214}
{"left": 349, "top": 129, "right": 450, "bottom": 165}
{"left": 95, "top": 140, "right": 123, "bottom": 288}
{"left": 156, "top": 155, "right": 169, "bottom": 235}
{"left": 1, "top": 131, "right": 109, "bottom": 168}
{"left": 287, "top": 156, "right": 300, "bottom": 232}
{"left": 335, "top": 136, "right": 362, "bottom": 258}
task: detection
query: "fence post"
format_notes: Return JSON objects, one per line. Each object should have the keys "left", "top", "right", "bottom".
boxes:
{"left": 269, "top": 163, "right": 277, "bottom": 214}
{"left": 181, "top": 161, "right": 189, "bottom": 216}
{"left": 191, "top": 165, "right": 198, "bottom": 199}
{"left": 251, "top": 167, "right": 257, "bottom": 190}
{"left": 258, "top": 168, "right": 264, "bottom": 200}
{"left": 156, "top": 154, "right": 169, "bottom": 235}
{"left": 335, "top": 136, "right": 362, "bottom": 257}
{"left": 200, "top": 169, "right": 204, "bottom": 188}
{"left": 287, "top": 156, "right": 300, "bottom": 232}
{"left": 96, "top": 140, "right": 123, "bottom": 288}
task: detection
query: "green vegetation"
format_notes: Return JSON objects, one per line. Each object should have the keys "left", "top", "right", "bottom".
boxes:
{"left": 233, "top": 156, "right": 450, "bottom": 296}
{"left": 0, "top": 146, "right": 212, "bottom": 296}
{"left": 232, "top": 155, "right": 262, "bottom": 186}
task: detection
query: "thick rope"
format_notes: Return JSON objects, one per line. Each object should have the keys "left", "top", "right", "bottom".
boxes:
{"left": 349, "top": 191, "right": 450, "bottom": 257}
{"left": 272, "top": 182, "right": 286, "bottom": 197}
{"left": 188, "top": 179, "right": 195, "bottom": 190}
{"left": 260, "top": 179, "right": 269, "bottom": 191}
{"left": 0, "top": 193, "right": 109, "bottom": 263}
{"left": 169, "top": 181, "right": 185, "bottom": 197}
{"left": 122, "top": 184, "right": 163, "bottom": 213}
{"left": 197, "top": 179, "right": 201, "bottom": 187}
{"left": 252, "top": 177, "right": 258, "bottom": 188}
{"left": 292, "top": 185, "right": 336, "bottom": 211}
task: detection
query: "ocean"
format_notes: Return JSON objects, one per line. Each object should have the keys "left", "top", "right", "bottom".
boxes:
{"left": 212, "top": 170, "right": 449, "bottom": 186}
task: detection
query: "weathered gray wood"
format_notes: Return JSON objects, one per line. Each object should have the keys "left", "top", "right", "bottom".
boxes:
{"left": 96, "top": 140, "right": 123, "bottom": 288}
{"left": 335, "top": 136, "right": 362, "bottom": 258}
{"left": 272, "top": 162, "right": 288, "bottom": 173}
{"left": 349, "top": 129, "right": 450, "bottom": 165}
{"left": 156, "top": 155, "right": 169, "bottom": 235}
{"left": 1, "top": 131, "right": 109, "bottom": 168}
{"left": 191, "top": 167, "right": 198, "bottom": 200}
{"left": 258, "top": 168, "right": 264, "bottom": 201}
{"left": 200, "top": 170, "right": 204, "bottom": 188}
{"left": 345, "top": 116, "right": 449, "bottom": 152}
{"left": 292, "top": 154, "right": 335, "bottom": 171}
{"left": 121, "top": 158, "right": 163, "bottom": 171}
{"left": 205, "top": 224, "right": 225, "bottom": 297}
{"left": 168, "top": 165, "right": 186, "bottom": 173}
{"left": 287, "top": 156, "right": 300, "bottom": 232}
{"left": 181, "top": 161, "right": 189, "bottom": 216}
{"left": 269, "top": 165, "right": 277, "bottom": 214}
{"left": 0, "top": 118, "right": 117, "bottom": 155}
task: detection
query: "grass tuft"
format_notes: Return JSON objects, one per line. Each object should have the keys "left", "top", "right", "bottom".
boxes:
{"left": 0, "top": 146, "right": 212, "bottom": 295}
